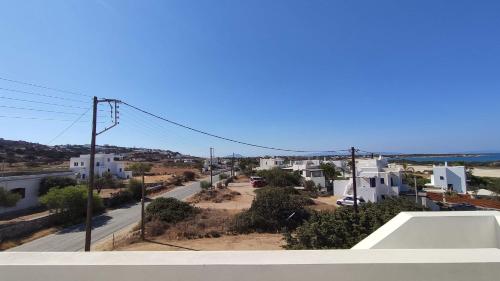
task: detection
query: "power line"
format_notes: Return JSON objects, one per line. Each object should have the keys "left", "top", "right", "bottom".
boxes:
{"left": 122, "top": 101, "right": 347, "bottom": 154}
{"left": 0, "top": 86, "right": 88, "bottom": 103}
{"left": 0, "top": 105, "right": 97, "bottom": 116}
{"left": 47, "top": 108, "right": 91, "bottom": 144}
{"left": 0, "top": 114, "right": 96, "bottom": 123}
{"left": 0, "top": 96, "right": 102, "bottom": 110}
{"left": 0, "top": 76, "right": 92, "bottom": 98}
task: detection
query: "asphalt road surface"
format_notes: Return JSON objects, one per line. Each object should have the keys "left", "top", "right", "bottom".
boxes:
{"left": 8, "top": 174, "right": 221, "bottom": 252}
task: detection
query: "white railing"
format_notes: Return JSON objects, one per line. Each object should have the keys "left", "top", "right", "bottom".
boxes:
{"left": 1, "top": 250, "right": 499, "bottom": 281}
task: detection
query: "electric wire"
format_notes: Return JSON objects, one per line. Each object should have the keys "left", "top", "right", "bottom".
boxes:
{"left": 0, "top": 96, "right": 104, "bottom": 110}
{"left": 47, "top": 108, "right": 91, "bottom": 144}
{"left": 0, "top": 76, "right": 92, "bottom": 98}
{"left": 0, "top": 86, "right": 88, "bottom": 103}
{"left": 122, "top": 101, "right": 348, "bottom": 154}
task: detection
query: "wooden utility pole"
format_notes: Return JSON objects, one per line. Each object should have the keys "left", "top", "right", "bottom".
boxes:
{"left": 84, "top": 97, "right": 120, "bottom": 252}
{"left": 141, "top": 171, "right": 145, "bottom": 240}
{"left": 351, "top": 147, "right": 359, "bottom": 215}
{"left": 231, "top": 152, "right": 235, "bottom": 177}
{"left": 414, "top": 177, "right": 418, "bottom": 204}
{"left": 210, "top": 147, "right": 213, "bottom": 188}
{"left": 84, "top": 96, "right": 98, "bottom": 252}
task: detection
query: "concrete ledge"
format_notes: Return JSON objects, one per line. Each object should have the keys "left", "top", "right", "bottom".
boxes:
{"left": 1, "top": 250, "right": 500, "bottom": 281}
{"left": 353, "top": 211, "right": 500, "bottom": 249}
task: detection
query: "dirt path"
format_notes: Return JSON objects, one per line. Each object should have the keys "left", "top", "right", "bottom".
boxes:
{"left": 116, "top": 233, "right": 284, "bottom": 251}
{"left": 190, "top": 182, "right": 256, "bottom": 210}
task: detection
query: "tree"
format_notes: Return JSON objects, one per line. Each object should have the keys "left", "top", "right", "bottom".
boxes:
{"left": 0, "top": 187, "right": 21, "bottom": 207}
{"left": 146, "top": 197, "right": 197, "bottom": 223}
{"left": 39, "top": 176, "right": 77, "bottom": 196}
{"left": 183, "top": 171, "right": 196, "bottom": 181}
{"left": 320, "top": 163, "right": 341, "bottom": 181}
{"left": 285, "top": 198, "right": 423, "bottom": 249}
{"left": 95, "top": 172, "right": 123, "bottom": 191}
{"left": 40, "top": 185, "right": 103, "bottom": 224}
{"left": 256, "top": 168, "right": 302, "bottom": 187}
{"left": 232, "top": 187, "right": 310, "bottom": 233}
{"left": 128, "top": 162, "right": 153, "bottom": 240}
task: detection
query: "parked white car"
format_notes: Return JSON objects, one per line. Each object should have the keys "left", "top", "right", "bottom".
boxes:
{"left": 336, "top": 196, "right": 366, "bottom": 206}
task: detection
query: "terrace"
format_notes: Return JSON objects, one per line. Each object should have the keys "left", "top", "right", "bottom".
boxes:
{"left": 1, "top": 211, "right": 499, "bottom": 281}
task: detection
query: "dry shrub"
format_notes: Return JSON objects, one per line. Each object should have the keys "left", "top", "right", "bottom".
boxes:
{"left": 146, "top": 219, "right": 168, "bottom": 237}
{"left": 189, "top": 189, "right": 241, "bottom": 204}
{"left": 158, "top": 208, "right": 235, "bottom": 240}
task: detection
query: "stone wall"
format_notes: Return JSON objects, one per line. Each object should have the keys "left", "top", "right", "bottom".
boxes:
{"left": 0, "top": 214, "right": 53, "bottom": 241}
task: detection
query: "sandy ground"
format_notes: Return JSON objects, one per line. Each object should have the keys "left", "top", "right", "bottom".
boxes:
{"left": 134, "top": 174, "right": 174, "bottom": 184}
{"left": 190, "top": 182, "right": 256, "bottom": 210}
{"left": 409, "top": 164, "right": 500, "bottom": 178}
{"left": 115, "top": 233, "right": 284, "bottom": 251}
{"left": 311, "top": 196, "right": 340, "bottom": 211}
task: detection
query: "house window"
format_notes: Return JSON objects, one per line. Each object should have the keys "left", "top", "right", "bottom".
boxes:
{"left": 369, "top": 178, "right": 376, "bottom": 187}
{"left": 390, "top": 178, "right": 396, "bottom": 186}
{"left": 119, "top": 168, "right": 122, "bottom": 172}
{"left": 82, "top": 174, "right": 86, "bottom": 179}
{"left": 380, "top": 178, "right": 385, "bottom": 185}
{"left": 107, "top": 158, "right": 111, "bottom": 162}
{"left": 10, "top": 188, "right": 26, "bottom": 199}
{"left": 96, "top": 162, "right": 100, "bottom": 167}
{"left": 440, "top": 176, "right": 444, "bottom": 180}
{"left": 81, "top": 162, "right": 84, "bottom": 166}
{"left": 73, "top": 162, "right": 79, "bottom": 167}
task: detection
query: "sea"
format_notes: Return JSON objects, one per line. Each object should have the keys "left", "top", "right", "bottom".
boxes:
{"left": 395, "top": 153, "right": 500, "bottom": 163}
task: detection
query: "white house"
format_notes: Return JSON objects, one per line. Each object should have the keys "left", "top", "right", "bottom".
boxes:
{"left": 333, "top": 156, "right": 405, "bottom": 202}
{"left": 0, "top": 171, "right": 75, "bottom": 215}
{"left": 428, "top": 163, "right": 467, "bottom": 194}
{"left": 69, "top": 153, "right": 132, "bottom": 180}
{"left": 284, "top": 160, "right": 326, "bottom": 188}
{"left": 256, "top": 157, "right": 285, "bottom": 171}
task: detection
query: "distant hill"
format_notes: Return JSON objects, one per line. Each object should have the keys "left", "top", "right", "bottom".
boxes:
{"left": 225, "top": 153, "right": 244, "bottom": 158}
{"left": 0, "top": 138, "right": 183, "bottom": 165}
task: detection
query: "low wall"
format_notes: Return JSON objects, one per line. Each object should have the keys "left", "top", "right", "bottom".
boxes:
{"left": 0, "top": 214, "right": 53, "bottom": 241}
{"left": 1, "top": 250, "right": 499, "bottom": 281}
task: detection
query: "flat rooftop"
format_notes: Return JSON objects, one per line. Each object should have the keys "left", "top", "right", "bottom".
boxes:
{"left": 353, "top": 211, "right": 500, "bottom": 249}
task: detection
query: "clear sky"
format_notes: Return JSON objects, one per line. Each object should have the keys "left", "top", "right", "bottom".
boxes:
{"left": 0, "top": 0, "right": 499, "bottom": 157}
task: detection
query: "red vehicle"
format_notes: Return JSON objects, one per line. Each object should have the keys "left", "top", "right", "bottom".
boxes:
{"left": 250, "top": 176, "right": 267, "bottom": 188}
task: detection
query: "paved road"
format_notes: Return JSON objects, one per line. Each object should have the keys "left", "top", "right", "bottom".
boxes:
{"left": 8, "top": 174, "right": 221, "bottom": 252}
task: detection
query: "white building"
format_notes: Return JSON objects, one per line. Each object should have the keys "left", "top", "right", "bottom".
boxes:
{"left": 284, "top": 160, "right": 326, "bottom": 188}
{"left": 256, "top": 157, "right": 285, "bottom": 171}
{"left": 0, "top": 171, "right": 75, "bottom": 215}
{"left": 333, "top": 156, "right": 405, "bottom": 202}
{"left": 428, "top": 163, "right": 467, "bottom": 194}
{"left": 69, "top": 153, "right": 132, "bottom": 180}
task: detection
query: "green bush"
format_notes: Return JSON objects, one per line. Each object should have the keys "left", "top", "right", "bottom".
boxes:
{"left": 39, "top": 185, "right": 104, "bottom": 224}
{"left": 127, "top": 179, "right": 143, "bottom": 200}
{"left": 200, "top": 181, "right": 211, "bottom": 190}
{"left": 285, "top": 198, "right": 424, "bottom": 249}
{"left": 95, "top": 172, "right": 124, "bottom": 190}
{"left": 219, "top": 173, "right": 229, "bottom": 180}
{"left": 107, "top": 190, "right": 134, "bottom": 208}
{"left": 256, "top": 168, "right": 301, "bottom": 187}
{"left": 0, "top": 187, "right": 21, "bottom": 207}
{"left": 183, "top": 171, "right": 196, "bottom": 181}
{"left": 146, "top": 197, "right": 197, "bottom": 223}
{"left": 39, "top": 176, "right": 77, "bottom": 196}
{"left": 232, "top": 187, "right": 310, "bottom": 233}
{"left": 303, "top": 180, "right": 316, "bottom": 191}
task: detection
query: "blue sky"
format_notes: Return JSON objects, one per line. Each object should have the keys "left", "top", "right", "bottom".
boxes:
{"left": 0, "top": 0, "right": 499, "bottom": 157}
